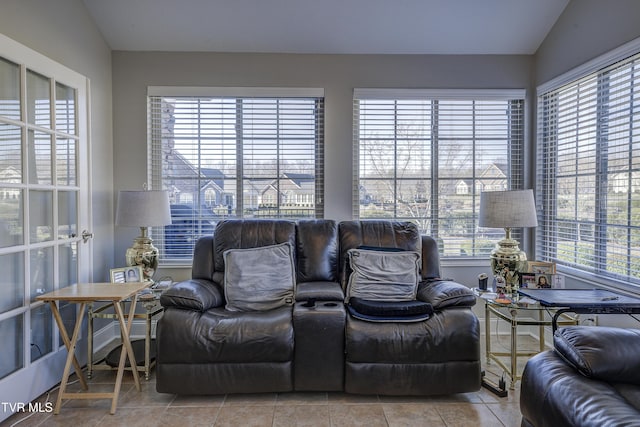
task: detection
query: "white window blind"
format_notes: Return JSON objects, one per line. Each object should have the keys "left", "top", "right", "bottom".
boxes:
{"left": 537, "top": 51, "right": 640, "bottom": 284}
{"left": 353, "top": 89, "right": 525, "bottom": 257}
{"left": 148, "top": 88, "right": 324, "bottom": 262}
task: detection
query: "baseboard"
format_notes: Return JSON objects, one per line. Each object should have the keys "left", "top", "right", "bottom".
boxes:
{"left": 92, "top": 319, "right": 158, "bottom": 350}
{"left": 92, "top": 322, "right": 115, "bottom": 353}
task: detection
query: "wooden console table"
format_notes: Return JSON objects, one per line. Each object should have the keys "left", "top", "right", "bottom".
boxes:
{"left": 36, "top": 282, "right": 149, "bottom": 415}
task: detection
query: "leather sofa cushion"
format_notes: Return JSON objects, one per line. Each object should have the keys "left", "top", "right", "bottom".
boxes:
{"left": 160, "top": 279, "right": 224, "bottom": 311}
{"left": 158, "top": 306, "right": 294, "bottom": 364}
{"left": 345, "top": 248, "right": 420, "bottom": 302}
{"left": 521, "top": 350, "right": 640, "bottom": 427}
{"left": 339, "top": 221, "right": 421, "bottom": 288}
{"left": 345, "top": 308, "right": 479, "bottom": 363}
{"left": 213, "top": 219, "right": 296, "bottom": 273}
{"left": 347, "top": 298, "right": 432, "bottom": 323}
{"left": 421, "top": 235, "right": 442, "bottom": 280}
{"left": 416, "top": 279, "right": 476, "bottom": 309}
{"left": 223, "top": 242, "right": 295, "bottom": 311}
{"left": 348, "top": 297, "right": 433, "bottom": 317}
{"left": 554, "top": 326, "right": 640, "bottom": 384}
{"left": 296, "top": 220, "right": 338, "bottom": 282}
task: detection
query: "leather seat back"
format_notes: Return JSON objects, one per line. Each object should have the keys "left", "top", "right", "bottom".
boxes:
{"left": 421, "top": 235, "right": 442, "bottom": 280}
{"left": 213, "top": 219, "right": 296, "bottom": 273}
{"left": 338, "top": 220, "right": 421, "bottom": 289}
{"left": 296, "top": 220, "right": 338, "bottom": 283}
{"left": 192, "top": 235, "right": 215, "bottom": 281}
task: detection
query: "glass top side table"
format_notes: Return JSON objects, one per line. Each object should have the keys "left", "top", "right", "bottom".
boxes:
{"left": 87, "top": 289, "right": 163, "bottom": 380}
{"left": 474, "top": 288, "right": 578, "bottom": 389}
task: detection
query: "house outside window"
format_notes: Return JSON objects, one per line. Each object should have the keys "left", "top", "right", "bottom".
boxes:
{"left": 537, "top": 46, "right": 640, "bottom": 285}
{"left": 148, "top": 87, "right": 324, "bottom": 262}
{"left": 353, "top": 89, "right": 525, "bottom": 258}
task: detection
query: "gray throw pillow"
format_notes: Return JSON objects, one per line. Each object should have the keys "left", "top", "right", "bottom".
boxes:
{"left": 223, "top": 242, "right": 295, "bottom": 311}
{"left": 345, "top": 248, "right": 420, "bottom": 302}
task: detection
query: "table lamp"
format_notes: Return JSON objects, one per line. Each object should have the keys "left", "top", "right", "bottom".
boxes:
{"left": 115, "top": 190, "right": 171, "bottom": 282}
{"left": 479, "top": 189, "right": 538, "bottom": 292}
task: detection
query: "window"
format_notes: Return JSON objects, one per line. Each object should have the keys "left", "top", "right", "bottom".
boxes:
{"left": 537, "top": 47, "right": 640, "bottom": 285}
{"left": 148, "top": 87, "right": 324, "bottom": 262}
{"left": 354, "top": 89, "right": 525, "bottom": 257}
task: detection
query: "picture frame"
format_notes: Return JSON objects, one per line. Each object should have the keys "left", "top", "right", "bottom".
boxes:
{"left": 110, "top": 266, "right": 143, "bottom": 283}
{"left": 519, "top": 273, "right": 536, "bottom": 289}
{"left": 552, "top": 274, "right": 565, "bottom": 289}
{"left": 527, "top": 261, "right": 556, "bottom": 275}
{"left": 534, "top": 273, "right": 552, "bottom": 289}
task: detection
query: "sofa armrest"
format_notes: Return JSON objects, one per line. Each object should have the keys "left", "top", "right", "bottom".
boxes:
{"left": 554, "top": 326, "right": 640, "bottom": 385}
{"left": 160, "top": 279, "right": 225, "bottom": 311}
{"left": 416, "top": 279, "right": 476, "bottom": 309}
{"left": 296, "top": 281, "right": 344, "bottom": 302}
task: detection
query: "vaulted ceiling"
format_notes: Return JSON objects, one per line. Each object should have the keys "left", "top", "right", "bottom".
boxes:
{"left": 82, "top": 0, "right": 569, "bottom": 55}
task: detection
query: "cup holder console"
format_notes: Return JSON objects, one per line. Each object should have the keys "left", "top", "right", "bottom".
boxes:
{"left": 302, "top": 298, "right": 316, "bottom": 308}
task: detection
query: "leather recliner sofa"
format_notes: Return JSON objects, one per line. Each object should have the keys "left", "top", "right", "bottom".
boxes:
{"left": 520, "top": 326, "right": 640, "bottom": 427}
{"left": 155, "top": 219, "right": 481, "bottom": 395}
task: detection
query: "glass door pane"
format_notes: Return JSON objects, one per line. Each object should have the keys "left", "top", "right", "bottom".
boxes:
{"left": 30, "top": 246, "right": 54, "bottom": 300}
{"left": 29, "top": 190, "right": 53, "bottom": 243}
{"left": 0, "top": 124, "right": 22, "bottom": 177}
{"left": 58, "top": 190, "right": 77, "bottom": 239}
{"left": 0, "top": 252, "right": 24, "bottom": 314}
{"left": 26, "top": 70, "right": 51, "bottom": 128}
{"left": 55, "top": 138, "right": 77, "bottom": 186}
{"left": 30, "top": 305, "right": 52, "bottom": 362}
{"left": 0, "top": 188, "right": 23, "bottom": 247}
{"left": 28, "top": 130, "right": 52, "bottom": 185}
{"left": 0, "top": 315, "right": 23, "bottom": 380}
{"left": 0, "top": 57, "right": 20, "bottom": 120}
{"left": 55, "top": 83, "right": 76, "bottom": 134}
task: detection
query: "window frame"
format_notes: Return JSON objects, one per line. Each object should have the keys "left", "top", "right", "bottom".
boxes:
{"left": 353, "top": 88, "right": 526, "bottom": 259}
{"left": 147, "top": 87, "right": 325, "bottom": 264}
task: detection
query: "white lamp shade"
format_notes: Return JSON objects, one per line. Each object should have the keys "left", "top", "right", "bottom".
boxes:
{"left": 479, "top": 189, "right": 538, "bottom": 229}
{"left": 115, "top": 190, "right": 171, "bottom": 227}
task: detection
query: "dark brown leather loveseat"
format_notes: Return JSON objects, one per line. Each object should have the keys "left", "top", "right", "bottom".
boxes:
{"left": 156, "top": 219, "right": 481, "bottom": 395}
{"left": 520, "top": 326, "right": 640, "bottom": 427}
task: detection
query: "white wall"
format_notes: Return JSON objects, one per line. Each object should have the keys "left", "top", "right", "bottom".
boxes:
{"left": 111, "top": 51, "right": 533, "bottom": 282}
{"left": 535, "top": 0, "right": 640, "bottom": 86}
{"left": 0, "top": 0, "right": 115, "bottom": 282}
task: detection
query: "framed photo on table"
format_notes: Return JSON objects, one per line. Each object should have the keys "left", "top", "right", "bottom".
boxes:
{"left": 520, "top": 273, "right": 536, "bottom": 289}
{"left": 534, "top": 273, "right": 552, "bottom": 289}
{"left": 110, "top": 266, "right": 143, "bottom": 283}
{"left": 527, "top": 261, "right": 556, "bottom": 275}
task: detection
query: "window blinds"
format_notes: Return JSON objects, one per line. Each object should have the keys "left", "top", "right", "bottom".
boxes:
{"left": 537, "top": 52, "right": 640, "bottom": 283}
{"left": 148, "top": 88, "right": 324, "bottom": 262}
{"left": 353, "top": 89, "right": 525, "bottom": 258}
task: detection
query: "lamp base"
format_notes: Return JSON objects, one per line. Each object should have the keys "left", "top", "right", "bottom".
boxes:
{"left": 125, "top": 235, "right": 159, "bottom": 282}
{"left": 490, "top": 237, "right": 527, "bottom": 294}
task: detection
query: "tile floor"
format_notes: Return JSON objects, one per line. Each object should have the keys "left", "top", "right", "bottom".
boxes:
{"left": 1, "top": 335, "right": 533, "bottom": 427}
